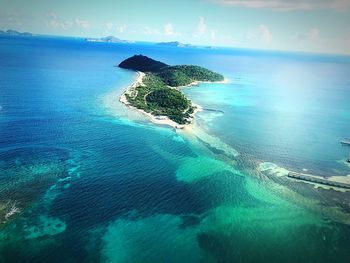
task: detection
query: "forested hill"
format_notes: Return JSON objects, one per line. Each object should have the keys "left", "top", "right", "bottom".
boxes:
{"left": 118, "top": 55, "right": 169, "bottom": 72}
{"left": 118, "top": 55, "right": 224, "bottom": 86}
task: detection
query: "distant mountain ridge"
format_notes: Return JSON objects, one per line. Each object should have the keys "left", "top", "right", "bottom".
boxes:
{"left": 0, "top": 31, "right": 214, "bottom": 49}
{"left": 0, "top": 29, "right": 34, "bottom": 36}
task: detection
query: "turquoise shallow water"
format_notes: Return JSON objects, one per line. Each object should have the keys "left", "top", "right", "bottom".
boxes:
{"left": 183, "top": 54, "right": 350, "bottom": 176}
{"left": 0, "top": 36, "right": 350, "bottom": 262}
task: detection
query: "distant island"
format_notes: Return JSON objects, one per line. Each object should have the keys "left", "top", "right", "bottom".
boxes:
{"left": 157, "top": 41, "right": 213, "bottom": 49}
{"left": 118, "top": 55, "right": 225, "bottom": 128}
{"left": 85, "top": 36, "right": 133, "bottom": 44}
{"left": 157, "top": 41, "right": 194, "bottom": 48}
{"left": 0, "top": 29, "right": 34, "bottom": 37}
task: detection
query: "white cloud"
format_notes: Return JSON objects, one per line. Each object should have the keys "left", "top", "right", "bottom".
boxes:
{"left": 0, "top": 11, "right": 34, "bottom": 27}
{"left": 308, "top": 28, "right": 319, "bottom": 40}
{"left": 259, "top": 24, "right": 272, "bottom": 43}
{"left": 104, "top": 22, "right": 126, "bottom": 34}
{"left": 144, "top": 26, "right": 160, "bottom": 35}
{"left": 46, "top": 12, "right": 72, "bottom": 29}
{"left": 247, "top": 24, "right": 272, "bottom": 44}
{"left": 45, "top": 13, "right": 91, "bottom": 30}
{"left": 293, "top": 28, "right": 320, "bottom": 41}
{"left": 46, "top": 12, "right": 57, "bottom": 20}
{"left": 197, "top": 16, "right": 207, "bottom": 35}
{"left": 210, "top": 29, "right": 217, "bottom": 40}
{"left": 164, "top": 23, "right": 175, "bottom": 35}
{"left": 116, "top": 24, "right": 126, "bottom": 33}
{"left": 212, "top": 0, "right": 350, "bottom": 11}
{"left": 105, "top": 22, "right": 113, "bottom": 30}
{"left": 75, "top": 18, "right": 90, "bottom": 29}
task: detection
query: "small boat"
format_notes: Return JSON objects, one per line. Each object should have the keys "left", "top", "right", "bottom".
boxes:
{"left": 340, "top": 139, "right": 350, "bottom": 146}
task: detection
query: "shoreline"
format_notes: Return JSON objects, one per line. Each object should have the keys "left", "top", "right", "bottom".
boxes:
{"left": 172, "top": 77, "right": 230, "bottom": 90}
{"left": 119, "top": 71, "right": 226, "bottom": 130}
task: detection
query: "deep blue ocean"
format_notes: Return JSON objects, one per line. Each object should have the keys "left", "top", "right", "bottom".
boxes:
{"left": 1, "top": 35, "right": 350, "bottom": 262}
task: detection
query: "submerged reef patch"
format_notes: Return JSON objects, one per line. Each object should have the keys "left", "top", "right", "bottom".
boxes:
{"left": 0, "top": 147, "right": 70, "bottom": 224}
{"left": 23, "top": 215, "right": 67, "bottom": 239}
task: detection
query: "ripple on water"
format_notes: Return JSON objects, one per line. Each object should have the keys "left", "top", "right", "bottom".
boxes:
{"left": 98, "top": 176, "right": 350, "bottom": 263}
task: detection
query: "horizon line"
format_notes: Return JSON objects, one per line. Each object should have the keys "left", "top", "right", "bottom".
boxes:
{"left": 1, "top": 28, "right": 349, "bottom": 57}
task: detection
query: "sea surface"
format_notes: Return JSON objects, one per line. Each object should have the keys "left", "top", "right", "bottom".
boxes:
{"left": 0, "top": 35, "right": 350, "bottom": 262}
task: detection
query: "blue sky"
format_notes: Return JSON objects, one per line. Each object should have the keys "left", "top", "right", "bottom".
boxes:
{"left": 1, "top": 0, "right": 350, "bottom": 54}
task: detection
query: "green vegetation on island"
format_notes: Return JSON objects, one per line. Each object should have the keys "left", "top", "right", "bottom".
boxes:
{"left": 119, "top": 55, "right": 224, "bottom": 124}
{"left": 155, "top": 65, "right": 224, "bottom": 86}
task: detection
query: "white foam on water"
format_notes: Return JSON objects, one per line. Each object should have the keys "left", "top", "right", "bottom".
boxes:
{"left": 258, "top": 162, "right": 289, "bottom": 177}
{"left": 5, "top": 206, "right": 20, "bottom": 220}
{"left": 337, "top": 158, "right": 350, "bottom": 169}
{"left": 0, "top": 200, "right": 21, "bottom": 224}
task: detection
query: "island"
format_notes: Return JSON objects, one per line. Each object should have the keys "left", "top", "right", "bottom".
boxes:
{"left": 85, "top": 36, "right": 133, "bottom": 44}
{"left": 157, "top": 41, "right": 214, "bottom": 49}
{"left": 118, "top": 55, "right": 225, "bottom": 128}
{"left": 157, "top": 41, "right": 194, "bottom": 48}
